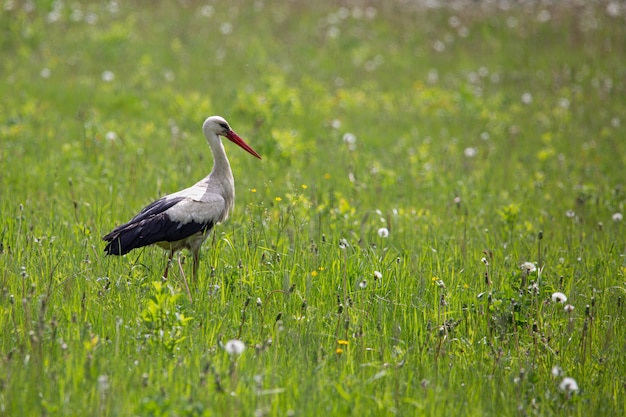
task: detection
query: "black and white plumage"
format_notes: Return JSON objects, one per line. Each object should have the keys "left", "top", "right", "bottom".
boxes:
{"left": 103, "top": 116, "right": 261, "bottom": 282}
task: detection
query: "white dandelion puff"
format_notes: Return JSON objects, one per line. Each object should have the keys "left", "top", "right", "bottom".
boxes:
{"left": 220, "top": 22, "right": 233, "bottom": 35}
{"left": 521, "top": 92, "right": 533, "bottom": 104}
{"left": 40, "top": 68, "right": 52, "bottom": 79}
{"left": 97, "top": 375, "right": 110, "bottom": 393}
{"left": 520, "top": 262, "right": 536, "bottom": 273}
{"left": 224, "top": 339, "right": 245, "bottom": 356}
{"left": 612, "top": 212, "right": 623, "bottom": 222}
{"left": 559, "top": 377, "right": 579, "bottom": 393}
{"left": 551, "top": 292, "right": 567, "bottom": 303}
{"left": 373, "top": 271, "right": 382, "bottom": 280}
{"left": 377, "top": 227, "right": 389, "bottom": 238}
{"left": 551, "top": 365, "right": 563, "bottom": 377}
{"left": 101, "top": 70, "right": 115, "bottom": 82}
{"left": 464, "top": 147, "right": 478, "bottom": 158}
{"left": 342, "top": 132, "right": 357, "bottom": 145}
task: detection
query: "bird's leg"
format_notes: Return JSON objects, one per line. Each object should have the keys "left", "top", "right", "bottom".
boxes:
{"left": 177, "top": 256, "right": 193, "bottom": 303}
{"left": 192, "top": 249, "right": 200, "bottom": 283}
{"left": 162, "top": 250, "right": 174, "bottom": 281}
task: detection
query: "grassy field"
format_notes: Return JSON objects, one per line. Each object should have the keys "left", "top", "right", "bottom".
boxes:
{"left": 1, "top": 0, "right": 625, "bottom": 415}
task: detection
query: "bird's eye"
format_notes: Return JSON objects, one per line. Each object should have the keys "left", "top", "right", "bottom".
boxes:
{"left": 219, "top": 122, "right": 229, "bottom": 131}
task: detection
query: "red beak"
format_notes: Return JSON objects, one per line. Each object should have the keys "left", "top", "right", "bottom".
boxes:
{"left": 226, "top": 130, "right": 262, "bottom": 159}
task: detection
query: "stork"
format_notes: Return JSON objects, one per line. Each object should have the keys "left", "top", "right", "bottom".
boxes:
{"left": 103, "top": 116, "right": 261, "bottom": 295}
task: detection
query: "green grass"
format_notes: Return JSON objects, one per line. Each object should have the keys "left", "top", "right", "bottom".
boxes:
{"left": 1, "top": 1, "right": 625, "bottom": 415}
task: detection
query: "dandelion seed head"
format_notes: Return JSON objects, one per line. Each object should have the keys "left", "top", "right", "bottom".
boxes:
{"left": 559, "top": 377, "right": 579, "bottom": 393}
{"left": 220, "top": 22, "right": 233, "bottom": 35}
{"left": 358, "top": 280, "right": 367, "bottom": 289}
{"left": 606, "top": 2, "right": 621, "bottom": 17}
{"left": 200, "top": 5, "right": 215, "bottom": 17}
{"left": 521, "top": 92, "right": 533, "bottom": 104}
{"left": 464, "top": 147, "right": 478, "bottom": 158}
{"left": 612, "top": 212, "right": 623, "bottom": 222}
{"left": 373, "top": 270, "right": 382, "bottom": 280}
{"left": 342, "top": 133, "right": 357, "bottom": 150}
{"left": 520, "top": 261, "right": 536, "bottom": 273}
{"left": 551, "top": 365, "right": 563, "bottom": 377}
{"left": 564, "top": 304, "right": 575, "bottom": 313}
{"left": 377, "top": 227, "right": 389, "bottom": 238}
{"left": 339, "top": 238, "right": 349, "bottom": 249}
{"left": 101, "top": 70, "right": 115, "bottom": 82}
{"left": 537, "top": 9, "right": 551, "bottom": 23}
{"left": 566, "top": 210, "right": 576, "bottom": 218}
{"left": 224, "top": 339, "right": 245, "bottom": 356}
{"left": 529, "top": 282, "right": 540, "bottom": 295}
{"left": 97, "top": 375, "right": 110, "bottom": 393}
{"left": 551, "top": 292, "right": 567, "bottom": 303}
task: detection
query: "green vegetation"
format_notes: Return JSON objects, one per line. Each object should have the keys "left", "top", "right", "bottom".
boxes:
{"left": 1, "top": 1, "right": 625, "bottom": 415}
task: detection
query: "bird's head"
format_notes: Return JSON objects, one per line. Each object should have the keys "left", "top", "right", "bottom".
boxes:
{"left": 203, "top": 116, "right": 262, "bottom": 159}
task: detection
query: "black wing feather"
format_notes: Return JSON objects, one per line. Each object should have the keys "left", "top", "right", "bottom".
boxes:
{"left": 103, "top": 197, "right": 213, "bottom": 255}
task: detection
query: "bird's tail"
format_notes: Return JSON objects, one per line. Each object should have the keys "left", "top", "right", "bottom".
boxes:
{"left": 102, "top": 224, "right": 150, "bottom": 256}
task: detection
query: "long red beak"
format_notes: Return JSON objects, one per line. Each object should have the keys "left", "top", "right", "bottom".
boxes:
{"left": 226, "top": 130, "right": 262, "bottom": 159}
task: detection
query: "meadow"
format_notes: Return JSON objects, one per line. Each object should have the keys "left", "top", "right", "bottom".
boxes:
{"left": 1, "top": 0, "right": 625, "bottom": 415}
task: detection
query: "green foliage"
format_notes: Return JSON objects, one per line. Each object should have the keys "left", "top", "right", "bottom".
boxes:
{"left": 1, "top": 1, "right": 625, "bottom": 416}
{"left": 141, "top": 281, "right": 192, "bottom": 354}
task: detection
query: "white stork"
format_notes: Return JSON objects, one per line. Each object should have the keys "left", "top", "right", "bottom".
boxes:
{"left": 103, "top": 116, "right": 261, "bottom": 289}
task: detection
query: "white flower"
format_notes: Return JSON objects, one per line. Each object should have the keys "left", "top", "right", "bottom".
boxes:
{"left": 559, "top": 377, "right": 579, "bottom": 393}
{"left": 377, "top": 227, "right": 389, "bottom": 238}
{"left": 373, "top": 271, "right": 382, "bottom": 280}
{"left": 101, "top": 70, "right": 115, "bottom": 82}
{"left": 342, "top": 133, "right": 357, "bottom": 145}
{"left": 564, "top": 304, "right": 575, "bottom": 313}
{"left": 612, "top": 212, "right": 623, "bottom": 222}
{"left": 520, "top": 262, "right": 536, "bottom": 273}
{"left": 224, "top": 339, "right": 245, "bottom": 356}
{"left": 464, "top": 147, "right": 477, "bottom": 158}
{"left": 358, "top": 280, "right": 367, "bottom": 289}
{"left": 551, "top": 365, "right": 563, "bottom": 377}
{"left": 551, "top": 292, "right": 567, "bottom": 303}
{"left": 342, "top": 133, "right": 357, "bottom": 151}
{"left": 97, "top": 375, "right": 110, "bottom": 393}
{"left": 220, "top": 22, "right": 233, "bottom": 35}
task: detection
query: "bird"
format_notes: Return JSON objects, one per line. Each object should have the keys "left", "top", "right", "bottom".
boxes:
{"left": 103, "top": 116, "right": 261, "bottom": 293}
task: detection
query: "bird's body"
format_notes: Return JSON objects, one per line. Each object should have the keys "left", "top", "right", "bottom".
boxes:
{"left": 103, "top": 116, "right": 261, "bottom": 283}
